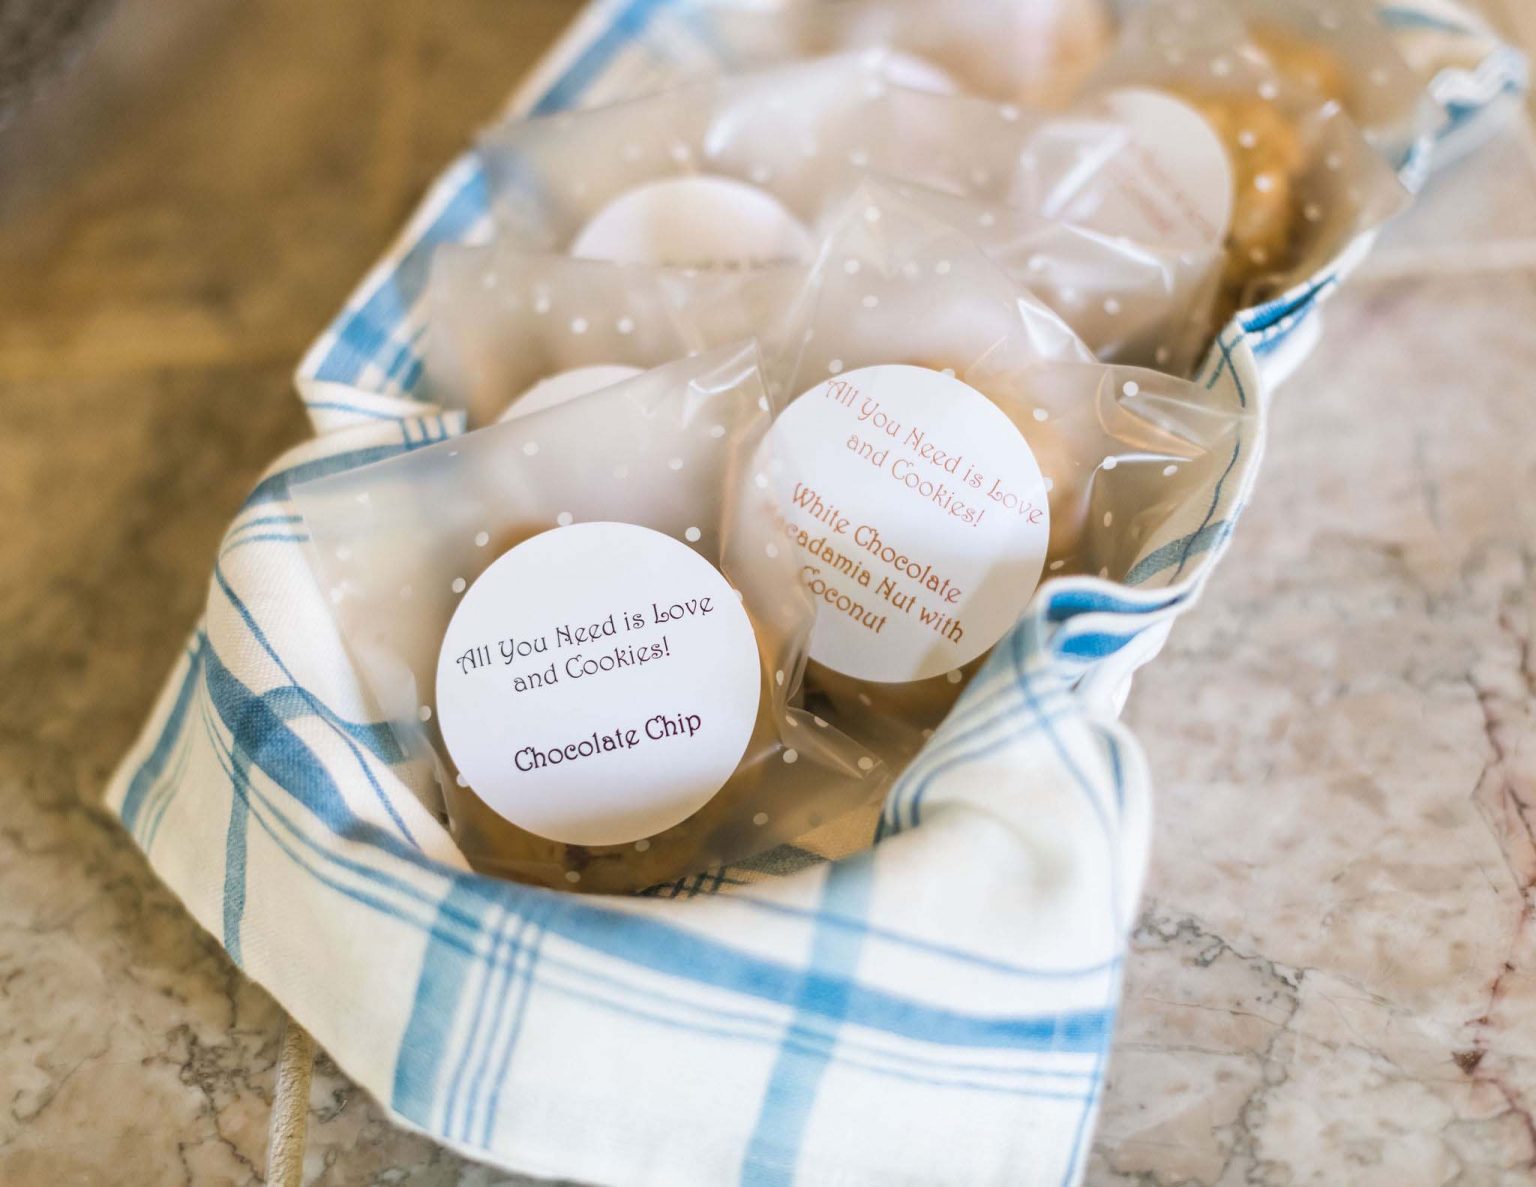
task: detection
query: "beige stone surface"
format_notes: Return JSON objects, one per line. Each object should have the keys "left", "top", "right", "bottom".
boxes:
{"left": 0, "top": 2, "right": 579, "bottom": 1183}
{"left": 1102, "top": 259, "right": 1536, "bottom": 1186}
{"left": 1095, "top": 4, "right": 1536, "bottom": 1175}
{"left": 3, "top": 1, "right": 1536, "bottom": 1184}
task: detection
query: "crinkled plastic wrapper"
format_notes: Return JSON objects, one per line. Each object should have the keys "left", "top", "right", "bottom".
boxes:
{"left": 477, "top": 53, "right": 917, "bottom": 259}
{"left": 1173, "top": 0, "right": 1442, "bottom": 162}
{"left": 431, "top": 215, "right": 1213, "bottom": 418}
{"left": 875, "top": 182, "right": 1219, "bottom": 373}
{"left": 1074, "top": 0, "right": 1420, "bottom": 317}
{"left": 746, "top": 184, "right": 1253, "bottom": 757}
{"left": 294, "top": 344, "right": 887, "bottom": 893}
{"left": 387, "top": 2, "right": 1432, "bottom": 880}
{"left": 425, "top": 247, "right": 801, "bottom": 425}
{"left": 460, "top": 56, "right": 1217, "bottom": 388}
{"left": 476, "top": 50, "right": 1212, "bottom": 263}
{"left": 657, "top": 0, "right": 1115, "bottom": 108}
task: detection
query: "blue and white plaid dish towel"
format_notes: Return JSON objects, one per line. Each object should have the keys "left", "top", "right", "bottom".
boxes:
{"left": 106, "top": 2, "right": 1520, "bottom": 1183}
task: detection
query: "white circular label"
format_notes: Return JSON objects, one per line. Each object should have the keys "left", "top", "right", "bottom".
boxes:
{"left": 760, "top": 365, "right": 1050, "bottom": 684}
{"left": 1041, "top": 87, "right": 1234, "bottom": 252}
{"left": 569, "top": 175, "right": 817, "bottom": 267}
{"left": 435, "top": 522, "right": 761, "bottom": 846}
{"left": 498, "top": 364, "right": 644, "bottom": 423}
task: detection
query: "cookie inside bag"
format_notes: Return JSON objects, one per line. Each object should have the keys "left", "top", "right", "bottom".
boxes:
{"left": 1071, "top": 0, "right": 1413, "bottom": 325}
{"left": 297, "top": 344, "right": 887, "bottom": 893}
{"left": 736, "top": 185, "right": 1248, "bottom": 757}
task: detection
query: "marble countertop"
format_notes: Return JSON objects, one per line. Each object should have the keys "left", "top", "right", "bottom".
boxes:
{"left": 3, "top": 2, "right": 1535, "bottom": 1184}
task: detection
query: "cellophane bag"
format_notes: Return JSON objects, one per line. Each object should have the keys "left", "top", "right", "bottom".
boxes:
{"left": 476, "top": 53, "right": 923, "bottom": 261}
{"left": 739, "top": 182, "right": 1252, "bottom": 757}
{"left": 461, "top": 54, "right": 1219, "bottom": 387}
{"left": 1198, "top": 0, "right": 1442, "bottom": 164}
{"left": 425, "top": 247, "right": 803, "bottom": 425}
{"left": 1062, "top": 0, "right": 1420, "bottom": 319}
{"left": 869, "top": 179, "right": 1220, "bottom": 373}
{"left": 293, "top": 343, "right": 886, "bottom": 893}
{"left": 656, "top": 0, "right": 1116, "bottom": 107}
{"left": 476, "top": 51, "right": 1195, "bottom": 261}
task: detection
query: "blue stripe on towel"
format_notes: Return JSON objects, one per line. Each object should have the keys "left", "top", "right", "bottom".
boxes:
{"left": 1058, "top": 631, "right": 1140, "bottom": 660}
{"left": 311, "top": 168, "right": 491, "bottom": 388}
{"left": 1045, "top": 588, "right": 1180, "bottom": 622}
{"left": 742, "top": 859, "right": 874, "bottom": 1186}
{"left": 120, "top": 641, "right": 206, "bottom": 835}
{"left": 533, "top": 0, "right": 678, "bottom": 115}
{"left": 393, "top": 881, "right": 497, "bottom": 1122}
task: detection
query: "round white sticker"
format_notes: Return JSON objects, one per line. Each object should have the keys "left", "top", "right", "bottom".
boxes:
{"left": 435, "top": 522, "right": 762, "bottom": 846}
{"left": 760, "top": 365, "right": 1050, "bottom": 684}
{"left": 570, "top": 175, "right": 817, "bottom": 267}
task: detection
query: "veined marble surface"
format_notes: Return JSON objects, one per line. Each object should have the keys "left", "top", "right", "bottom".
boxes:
{"left": 1098, "top": 118, "right": 1536, "bottom": 1187}
{"left": 2, "top": 1, "right": 1535, "bottom": 1185}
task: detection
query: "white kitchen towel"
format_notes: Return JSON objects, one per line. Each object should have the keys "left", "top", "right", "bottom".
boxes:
{"left": 106, "top": 3, "right": 1519, "bottom": 1184}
